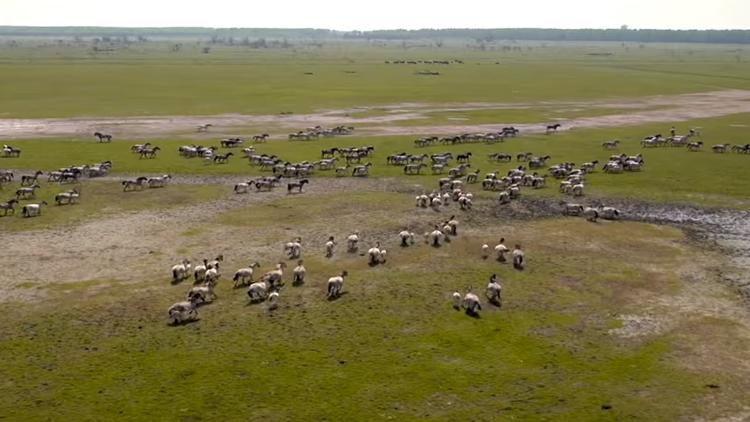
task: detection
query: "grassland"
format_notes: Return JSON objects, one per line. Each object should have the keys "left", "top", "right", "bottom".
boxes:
{"left": 1, "top": 41, "right": 750, "bottom": 118}
{"left": 4, "top": 112, "right": 750, "bottom": 208}
{"left": 2, "top": 191, "right": 748, "bottom": 421}
{"left": 1, "top": 39, "right": 750, "bottom": 421}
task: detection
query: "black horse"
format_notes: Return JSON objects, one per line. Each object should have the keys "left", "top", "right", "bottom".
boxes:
{"left": 545, "top": 123, "right": 562, "bottom": 133}
{"left": 94, "top": 132, "right": 112, "bottom": 143}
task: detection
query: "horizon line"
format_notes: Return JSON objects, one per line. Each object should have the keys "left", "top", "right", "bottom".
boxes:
{"left": 1, "top": 25, "right": 749, "bottom": 32}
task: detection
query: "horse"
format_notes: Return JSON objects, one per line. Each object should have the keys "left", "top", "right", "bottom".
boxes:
{"left": 139, "top": 147, "right": 161, "bottom": 159}
{"left": 20, "top": 171, "right": 44, "bottom": 186}
{"left": 213, "top": 152, "right": 234, "bottom": 164}
{"left": 287, "top": 179, "right": 309, "bottom": 194}
{"left": 546, "top": 123, "right": 562, "bottom": 134}
{"left": 0, "top": 199, "right": 18, "bottom": 216}
{"left": 94, "top": 132, "right": 112, "bottom": 143}
{"left": 122, "top": 177, "right": 149, "bottom": 191}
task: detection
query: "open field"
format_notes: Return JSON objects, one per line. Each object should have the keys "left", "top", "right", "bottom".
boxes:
{"left": 1, "top": 39, "right": 750, "bottom": 420}
{"left": 2, "top": 41, "right": 750, "bottom": 119}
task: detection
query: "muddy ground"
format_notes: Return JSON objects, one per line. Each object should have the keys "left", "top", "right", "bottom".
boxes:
{"left": 1, "top": 90, "right": 749, "bottom": 140}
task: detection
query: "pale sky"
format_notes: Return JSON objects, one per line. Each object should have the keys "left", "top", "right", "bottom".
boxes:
{"left": 1, "top": 0, "right": 748, "bottom": 30}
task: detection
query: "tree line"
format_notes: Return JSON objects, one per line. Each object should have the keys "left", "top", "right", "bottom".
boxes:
{"left": 1, "top": 26, "right": 749, "bottom": 44}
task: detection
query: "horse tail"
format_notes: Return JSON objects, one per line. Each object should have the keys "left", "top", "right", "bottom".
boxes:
{"left": 173, "top": 269, "right": 179, "bottom": 281}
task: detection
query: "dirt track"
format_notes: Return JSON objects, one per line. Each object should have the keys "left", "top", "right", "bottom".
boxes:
{"left": 2, "top": 90, "right": 750, "bottom": 140}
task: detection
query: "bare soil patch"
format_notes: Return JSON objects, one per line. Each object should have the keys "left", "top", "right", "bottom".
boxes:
{"left": 2, "top": 90, "right": 749, "bottom": 140}
{"left": 0, "top": 177, "right": 402, "bottom": 303}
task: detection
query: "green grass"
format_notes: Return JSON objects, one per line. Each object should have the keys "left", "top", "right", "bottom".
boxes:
{"left": 2, "top": 40, "right": 750, "bottom": 421}
{"left": 0, "top": 181, "right": 223, "bottom": 231}
{"left": 1, "top": 42, "right": 750, "bottom": 118}
{"left": 5, "top": 112, "right": 750, "bottom": 208}
{"left": 0, "top": 205, "right": 740, "bottom": 420}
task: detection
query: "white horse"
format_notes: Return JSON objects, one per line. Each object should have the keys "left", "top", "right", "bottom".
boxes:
{"left": 187, "top": 280, "right": 216, "bottom": 304}
{"left": 261, "top": 262, "right": 287, "bottom": 287}
{"left": 486, "top": 280, "right": 502, "bottom": 306}
{"left": 232, "top": 262, "right": 261, "bottom": 287}
{"left": 426, "top": 229, "right": 446, "bottom": 247}
{"left": 463, "top": 292, "right": 482, "bottom": 316}
{"left": 452, "top": 291, "right": 462, "bottom": 309}
{"left": 171, "top": 259, "right": 192, "bottom": 283}
{"left": 494, "top": 241, "right": 509, "bottom": 262}
{"left": 21, "top": 201, "right": 47, "bottom": 217}
{"left": 367, "top": 243, "right": 387, "bottom": 265}
{"left": 267, "top": 291, "right": 280, "bottom": 310}
{"left": 292, "top": 260, "right": 306, "bottom": 285}
{"left": 327, "top": 271, "right": 348, "bottom": 298}
{"left": 284, "top": 239, "right": 302, "bottom": 259}
{"left": 346, "top": 232, "right": 360, "bottom": 252}
{"left": 168, "top": 298, "right": 199, "bottom": 325}
{"left": 399, "top": 230, "right": 415, "bottom": 247}
{"left": 247, "top": 280, "right": 270, "bottom": 302}
{"left": 512, "top": 246, "right": 525, "bottom": 270}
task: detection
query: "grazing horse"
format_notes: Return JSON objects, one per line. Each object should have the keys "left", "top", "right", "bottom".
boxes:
{"left": 546, "top": 123, "right": 562, "bottom": 134}
{"left": 0, "top": 199, "right": 18, "bottom": 216}
{"left": 94, "top": 132, "right": 112, "bottom": 143}
{"left": 287, "top": 179, "right": 309, "bottom": 194}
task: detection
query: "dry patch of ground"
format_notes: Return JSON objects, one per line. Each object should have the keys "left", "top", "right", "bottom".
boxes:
{"left": 1, "top": 90, "right": 750, "bottom": 140}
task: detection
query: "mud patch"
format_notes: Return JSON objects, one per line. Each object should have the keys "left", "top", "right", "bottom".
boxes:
{"left": 608, "top": 314, "right": 669, "bottom": 338}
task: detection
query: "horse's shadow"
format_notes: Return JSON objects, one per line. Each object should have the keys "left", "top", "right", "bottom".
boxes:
{"left": 327, "top": 291, "right": 349, "bottom": 301}
{"left": 465, "top": 309, "right": 482, "bottom": 319}
{"left": 245, "top": 298, "right": 266, "bottom": 306}
{"left": 168, "top": 318, "right": 200, "bottom": 327}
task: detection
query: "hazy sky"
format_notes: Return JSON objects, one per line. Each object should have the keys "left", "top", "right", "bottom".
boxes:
{"left": 1, "top": 0, "right": 748, "bottom": 30}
